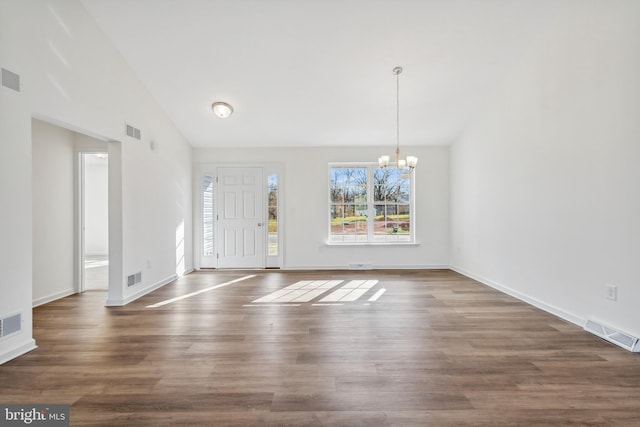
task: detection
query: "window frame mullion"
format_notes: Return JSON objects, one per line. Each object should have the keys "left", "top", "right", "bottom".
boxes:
{"left": 367, "top": 166, "right": 374, "bottom": 242}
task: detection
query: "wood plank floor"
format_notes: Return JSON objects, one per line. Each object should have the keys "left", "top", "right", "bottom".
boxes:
{"left": 2, "top": 269, "right": 639, "bottom": 426}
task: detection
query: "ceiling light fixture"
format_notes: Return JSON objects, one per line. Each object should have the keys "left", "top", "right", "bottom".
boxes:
{"left": 211, "top": 101, "right": 233, "bottom": 119}
{"left": 378, "top": 66, "right": 417, "bottom": 171}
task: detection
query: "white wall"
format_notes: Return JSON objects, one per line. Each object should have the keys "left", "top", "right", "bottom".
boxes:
{"left": 84, "top": 158, "right": 109, "bottom": 256}
{"left": 31, "top": 119, "right": 75, "bottom": 306}
{"left": 193, "top": 146, "right": 450, "bottom": 269}
{"left": 451, "top": 1, "right": 640, "bottom": 336}
{"left": 0, "top": 0, "right": 192, "bottom": 363}
{"left": 0, "top": 73, "right": 35, "bottom": 364}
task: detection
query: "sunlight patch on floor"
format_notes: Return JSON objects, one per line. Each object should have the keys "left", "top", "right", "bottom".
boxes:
{"left": 147, "top": 274, "right": 256, "bottom": 308}
{"left": 250, "top": 279, "right": 381, "bottom": 306}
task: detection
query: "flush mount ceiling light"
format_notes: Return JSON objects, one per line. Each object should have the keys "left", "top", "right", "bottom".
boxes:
{"left": 211, "top": 101, "right": 233, "bottom": 119}
{"left": 378, "top": 66, "right": 417, "bottom": 172}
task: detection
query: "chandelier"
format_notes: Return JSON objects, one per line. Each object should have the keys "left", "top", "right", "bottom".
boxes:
{"left": 378, "top": 66, "right": 417, "bottom": 171}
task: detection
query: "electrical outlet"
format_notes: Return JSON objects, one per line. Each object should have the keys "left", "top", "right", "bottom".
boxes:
{"left": 606, "top": 284, "right": 617, "bottom": 301}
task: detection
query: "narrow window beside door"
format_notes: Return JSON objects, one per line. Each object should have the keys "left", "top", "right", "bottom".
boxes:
{"left": 203, "top": 175, "right": 214, "bottom": 256}
{"left": 268, "top": 174, "right": 278, "bottom": 256}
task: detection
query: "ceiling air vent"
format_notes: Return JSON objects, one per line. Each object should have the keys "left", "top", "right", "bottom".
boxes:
{"left": 125, "top": 123, "right": 142, "bottom": 140}
{"left": 584, "top": 319, "right": 639, "bottom": 352}
{"left": 1, "top": 68, "right": 21, "bottom": 92}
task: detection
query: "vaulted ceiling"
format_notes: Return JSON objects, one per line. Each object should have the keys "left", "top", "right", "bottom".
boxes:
{"left": 81, "top": 0, "right": 555, "bottom": 148}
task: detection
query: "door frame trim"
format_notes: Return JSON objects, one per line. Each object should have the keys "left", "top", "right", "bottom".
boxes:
{"left": 196, "top": 163, "right": 283, "bottom": 270}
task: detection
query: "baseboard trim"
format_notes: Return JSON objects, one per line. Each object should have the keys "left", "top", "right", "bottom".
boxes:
{"left": 0, "top": 339, "right": 37, "bottom": 365}
{"left": 282, "top": 264, "right": 450, "bottom": 271}
{"left": 450, "top": 265, "right": 585, "bottom": 328}
{"left": 32, "top": 289, "right": 75, "bottom": 308}
{"left": 105, "top": 274, "right": 178, "bottom": 306}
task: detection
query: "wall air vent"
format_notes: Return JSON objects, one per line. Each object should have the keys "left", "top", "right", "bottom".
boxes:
{"left": 584, "top": 319, "right": 639, "bottom": 352}
{"left": 0, "top": 313, "right": 22, "bottom": 339}
{"left": 127, "top": 272, "right": 142, "bottom": 287}
{"left": 348, "top": 263, "right": 373, "bottom": 270}
{"left": 125, "top": 123, "right": 142, "bottom": 140}
{"left": 1, "top": 68, "right": 21, "bottom": 92}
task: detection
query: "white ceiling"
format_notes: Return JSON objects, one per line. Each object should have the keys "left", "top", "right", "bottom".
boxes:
{"left": 80, "top": 0, "right": 555, "bottom": 148}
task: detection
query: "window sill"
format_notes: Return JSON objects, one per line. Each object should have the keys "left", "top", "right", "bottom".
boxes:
{"left": 325, "top": 241, "right": 420, "bottom": 247}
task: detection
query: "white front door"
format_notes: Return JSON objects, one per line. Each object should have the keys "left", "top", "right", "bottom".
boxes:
{"left": 217, "top": 167, "right": 265, "bottom": 268}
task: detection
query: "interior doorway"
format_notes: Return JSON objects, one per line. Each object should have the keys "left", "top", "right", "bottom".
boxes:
{"left": 80, "top": 152, "right": 109, "bottom": 291}
{"left": 31, "top": 118, "right": 112, "bottom": 306}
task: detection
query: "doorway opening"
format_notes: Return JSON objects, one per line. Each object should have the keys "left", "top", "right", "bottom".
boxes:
{"left": 31, "top": 118, "right": 114, "bottom": 306}
{"left": 80, "top": 152, "right": 109, "bottom": 291}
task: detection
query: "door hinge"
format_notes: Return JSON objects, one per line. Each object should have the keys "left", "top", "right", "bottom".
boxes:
{"left": 216, "top": 253, "right": 219, "bottom": 259}
{"left": 216, "top": 214, "right": 219, "bottom": 220}
{"left": 216, "top": 176, "right": 219, "bottom": 183}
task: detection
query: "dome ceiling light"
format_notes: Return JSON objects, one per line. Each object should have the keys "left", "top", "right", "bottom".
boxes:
{"left": 211, "top": 101, "right": 233, "bottom": 119}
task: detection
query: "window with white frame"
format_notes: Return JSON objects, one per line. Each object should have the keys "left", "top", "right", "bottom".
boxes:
{"left": 329, "top": 163, "right": 414, "bottom": 243}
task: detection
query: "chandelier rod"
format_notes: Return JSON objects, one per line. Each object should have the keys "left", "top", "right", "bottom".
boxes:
{"left": 394, "top": 66, "right": 401, "bottom": 162}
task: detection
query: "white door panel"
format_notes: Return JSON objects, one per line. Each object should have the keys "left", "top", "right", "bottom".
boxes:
{"left": 217, "top": 167, "right": 264, "bottom": 268}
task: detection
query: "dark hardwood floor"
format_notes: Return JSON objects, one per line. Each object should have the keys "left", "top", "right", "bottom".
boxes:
{"left": 2, "top": 269, "right": 639, "bottom": 426}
